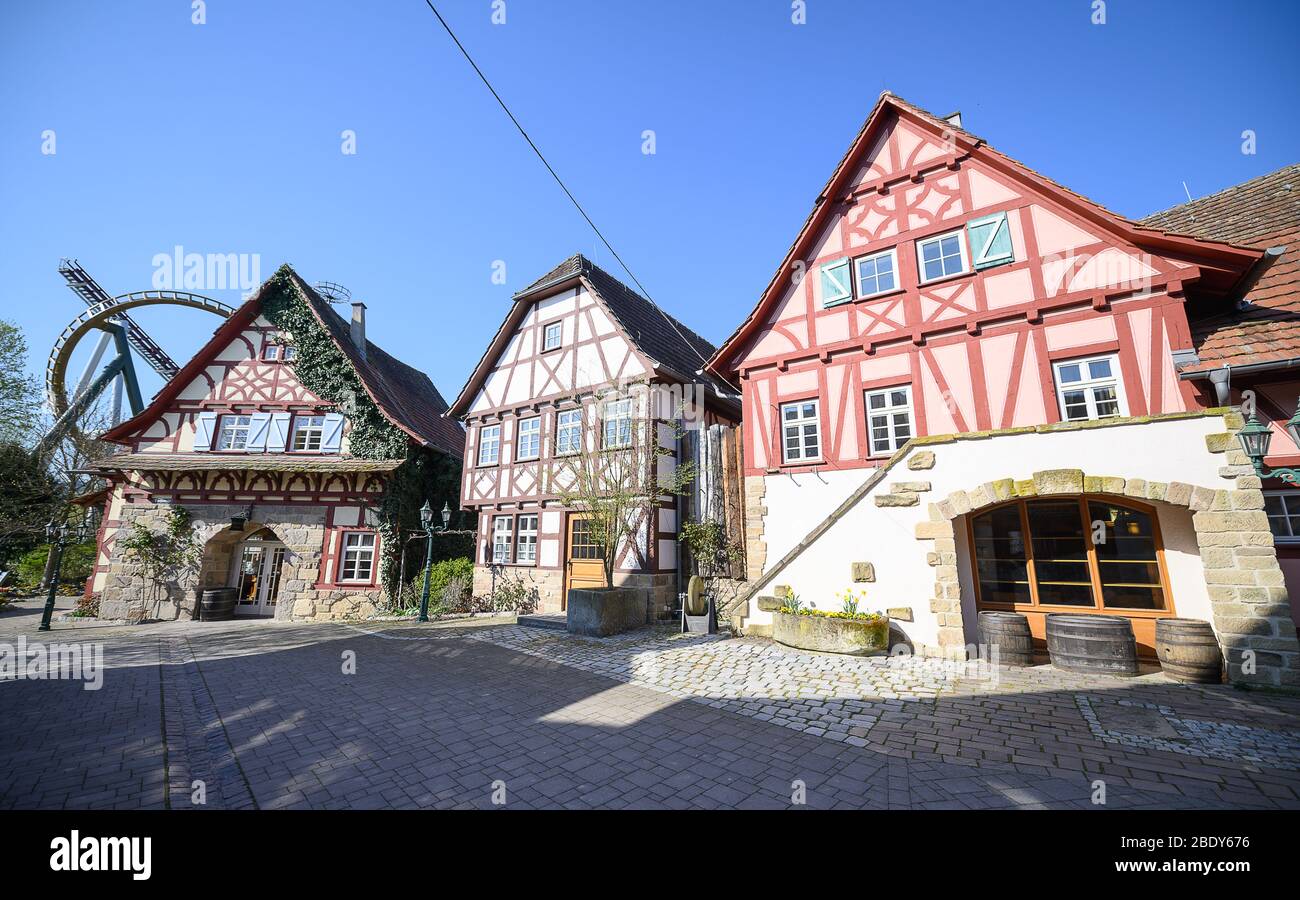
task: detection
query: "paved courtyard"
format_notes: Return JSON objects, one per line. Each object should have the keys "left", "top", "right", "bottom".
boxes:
{"left": 2, "top": 595, "right": 1299, "bottom": 810}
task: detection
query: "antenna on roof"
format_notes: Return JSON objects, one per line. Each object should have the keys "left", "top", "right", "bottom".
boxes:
{"left": 1181, "top": 181, "right": 1194, "bottom": 203}
{"left": 315, "top": 281, "right": 352, "bottom": 304}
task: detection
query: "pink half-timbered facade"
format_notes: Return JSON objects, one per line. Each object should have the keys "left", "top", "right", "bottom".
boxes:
{"left": 709, "top": 95, "right": 1298, "bottom": 686}
{"left": 449, "top": 255, "right": 739, "bottom": 615}
{"left": 88, "top": 266, "right": 463, "bottom": 623}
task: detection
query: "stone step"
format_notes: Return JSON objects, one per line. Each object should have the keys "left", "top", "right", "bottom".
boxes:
{"left": 517, "top": 613, "right": 568, "bottom": 631}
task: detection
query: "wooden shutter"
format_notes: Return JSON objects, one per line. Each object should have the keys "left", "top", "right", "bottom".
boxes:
{"left": 245, "top": 413, "right": 273, "bottom": 452}
{"left": 967, "top": 212, "right": 1014, "bottom": 270}
{"left": 321, "top": 413, "right": 346, "bottom": 453}
{"left": 193, "top": 412, "right": 217, "bottom": 451}
{"left": 819, "top": 258, "right": 851, "bottom": 306}
{"left": 267, "top": 413, "right": 292, "bottom": 453}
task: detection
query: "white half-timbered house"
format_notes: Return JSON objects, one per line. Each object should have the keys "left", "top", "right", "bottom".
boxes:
{"left": 448, "top": 255, "right": 740, "bottom": 615}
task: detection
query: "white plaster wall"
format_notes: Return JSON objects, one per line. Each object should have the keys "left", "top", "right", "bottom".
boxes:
{"left": 748, "top": 415, "right": 1231, "bottom": 652}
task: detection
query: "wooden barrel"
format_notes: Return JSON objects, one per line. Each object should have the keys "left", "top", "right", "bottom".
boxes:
{"left": 1155, "top": 618, "right": 1223, "bottom": 684}
{"left": 200, "top": 588, "right": 238, "bottom": 622}
{"left": 976, "top": 611, "right": 1034, "bottom": 667}
{"left": 1046, "top": 614, "right": 1138, "bottom": 677}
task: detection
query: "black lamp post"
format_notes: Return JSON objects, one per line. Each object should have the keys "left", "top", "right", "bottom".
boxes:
{"left": 38, "top": 519, "right": 85, "bottom": 632}
{"left": 416, "top": 500, "right": 452, "bottom": 623}
{"left": 1237, "top": 401, "right": 1300, "bottom": 485}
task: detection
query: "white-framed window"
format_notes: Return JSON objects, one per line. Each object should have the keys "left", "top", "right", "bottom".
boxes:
{"left": 339, "top": 532, "right": 376, "bottom": 582}
{"left": 555, "top": 409, "right": 582, "bottom": 455}
{"left": 216, "top": 415, "right": 253, "bottom": 451}
{"left": 478, "top": 423, "right": 501, "bottom": 466}
{"left": 854, "top": 248, "right": 898, "bottom": 298}
{"left": 601, "top": 397, "right": 634, "bottom": 449}
{"left": 516, "top": 416, "right": 541, "bottom": 460}
{"left": 491, "top": 516, "right": 513, "bottom": 564}
{"left": 516, "top": 514, "right": 538, "bottom": 564}
{"left": 263, "top": 344, "right": 281, "bottom": 361}
{"left": 865, "top": 386, "right": 914, "bottom": 455}
{"left": 282, "top": 345, "right": 297, "bottom": 361}
{"left": 917, "top": 229, "right": 969, "bottom": 282}
{"left": 291, "top": 415, "right": 326, "bottom": 452}
{"left": 543, "top": 321, "right": 563, "bottom": 351}
{"left": 1266, "top": 492, "right": 1300, "bottom": 542}
{"left": 780, "top": 400, "right": 821, "bottom": 463}
{"left": 1054, "top": 354, "right": 1125, "bottom": 421}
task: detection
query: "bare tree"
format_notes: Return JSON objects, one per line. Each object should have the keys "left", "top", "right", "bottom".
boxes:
{"left": 553, "top": 383, "right": 695, "bottom": 586}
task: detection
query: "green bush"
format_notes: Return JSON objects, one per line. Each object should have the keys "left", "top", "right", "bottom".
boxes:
{"left": 417, "top": 556, "right": 473, "bottom": 606}
{"left": 11, "top": 541, "right": 96, "bottom": 591}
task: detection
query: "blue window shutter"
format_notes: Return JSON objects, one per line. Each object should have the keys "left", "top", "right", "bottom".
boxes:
{"left": 267, "top": 412, "right": 292, "bottom": 453}
{"left": 819, "top": 258, "right": 851, "bottom": 306}
{"left": 321, "top": 413, "right": 345, "bottom": 453}
{"left": 967, "top": 212, "right": 1014, "bottom": 270}
{"left": 193, "top": 412, "right": 217, "bottom": 451}
{"left": 245, "top": 413, "right": 273, "bottom": 452}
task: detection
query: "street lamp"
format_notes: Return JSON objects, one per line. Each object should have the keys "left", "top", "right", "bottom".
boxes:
{"left": 39, "top": 518, "right": 86, "bottom": 632}
{"left": 416, "top": 500, "right": 452, "bottom": 623}
{"left": 1237, "top": 402, "right": 1300, "bottom": 485}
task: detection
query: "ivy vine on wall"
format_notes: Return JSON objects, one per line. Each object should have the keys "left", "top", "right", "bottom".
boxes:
{"left": 258, "top": 265, "right": 465, "bottom": 600}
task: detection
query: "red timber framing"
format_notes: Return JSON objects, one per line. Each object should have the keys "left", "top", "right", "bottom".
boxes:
{"left": 707, "top": 92, "right": 1263, "bottom": 476}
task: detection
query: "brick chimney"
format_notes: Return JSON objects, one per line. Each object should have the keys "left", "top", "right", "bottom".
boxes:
{"left": 350, "top": 302, "right": 367, "bottom": 361}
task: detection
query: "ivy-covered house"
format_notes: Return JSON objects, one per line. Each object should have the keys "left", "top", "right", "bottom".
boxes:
{"left": 86, "top": 264, "right": 464, "bottom": 622}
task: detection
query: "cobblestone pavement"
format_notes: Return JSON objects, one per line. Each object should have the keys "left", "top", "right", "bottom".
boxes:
{"left": 2, "top": 597, "right": 1299, "bottom": 810}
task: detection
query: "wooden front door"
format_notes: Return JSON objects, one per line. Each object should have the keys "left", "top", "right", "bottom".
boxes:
{"left": 564, "top": 514, "right": 607, "bottom": 609}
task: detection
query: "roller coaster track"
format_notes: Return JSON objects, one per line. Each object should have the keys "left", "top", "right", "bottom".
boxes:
{"left": 39, "top": 290, "right": 234, "bottom": 457}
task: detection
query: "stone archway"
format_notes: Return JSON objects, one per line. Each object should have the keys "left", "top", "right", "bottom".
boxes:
{"left": 912, "top": 468, "right": 1298, "bottom": 686}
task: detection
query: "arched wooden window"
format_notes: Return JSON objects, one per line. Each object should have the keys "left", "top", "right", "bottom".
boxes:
{"left": 969, "top": 497, "right": 1172, "bottom": 614}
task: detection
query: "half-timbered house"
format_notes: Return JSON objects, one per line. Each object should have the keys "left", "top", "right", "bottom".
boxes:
{"left": 448, "top": 254, "right": 740, "bottom": 615}
{"left": 707, "top": 94, "right": 1299, "bottom": 686}
{"left": 87, "top": 265, "right": 464, "bottom": 622}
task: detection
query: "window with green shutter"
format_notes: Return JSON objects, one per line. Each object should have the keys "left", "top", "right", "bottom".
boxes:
{"left": 819, "top": 258, "right": 851, "bottom": 307}
{"left": 966, "top": 211, "right": 1014, "bottom": 270}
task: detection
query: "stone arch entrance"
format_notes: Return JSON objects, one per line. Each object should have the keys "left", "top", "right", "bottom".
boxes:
{"left": 915, "top": 469, "right": 1298, "bottom": 685}
{"left": 197, "top": 521, "right": 291, "bottom": 619}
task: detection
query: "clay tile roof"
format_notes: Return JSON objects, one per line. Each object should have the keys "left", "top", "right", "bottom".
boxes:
{"left": 290, "top": 272, "right": 465, "bottom": 457}
{"left": 1140, "top": 164, "right": 1300, "bottom": 373}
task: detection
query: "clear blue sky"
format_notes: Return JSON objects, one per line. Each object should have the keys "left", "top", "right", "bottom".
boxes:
{"left": 2, "top": 0, "right": 1297, "bottom": 408}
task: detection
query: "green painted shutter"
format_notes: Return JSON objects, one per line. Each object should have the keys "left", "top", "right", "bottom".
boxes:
{"left": 967, "top": 212, "right": 1014, "bottom": 270}
{"left": 820, "top": 258, "right": 851, "bottom": 306}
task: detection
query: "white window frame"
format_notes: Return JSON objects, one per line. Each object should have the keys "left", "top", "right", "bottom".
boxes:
{"left": 1053, "top": 354, "right": 1127, "bottom": 422}
{"left": 291, "top": 415, "right": 326, "bottom": 452}
{"left": 542, "top": 321, "right": 563, "bottom": 351}
{"left": 478, "top": 423, "right": 501, "bottom": 466}
{"left": 916, "top": 229, "right": 970, "bottom": 283}
{"left": 780, "top": 399, "right": 821, "bottom": 464}
{"left": 338, "top": 532, "right": 376, "bottom": 583}
{"left": 1265, "top": 491, "right": 1300, "bottom": 543}
{"left": 516, "top": 416, "right": 541, "bottom": 460}
{"left": 601, "top": 397, "right": 634, "bottom": 449}
{"left": 491, "top": 516, "right": 514, "bottom": 564}
{"left": 555, "top": 409, "right": 582, "bottom": 455}
{"left": 854, "top": 247, "right": 900, "bottom": 299}
{"left": 282, "top": 346, "right": 297, "bottom": 361}
{"left": 263, "top": 344, "right": 280, "bottom": 361}
{"left": 864, "top": 385, "right": 914, "bottom": 456}
{"left": 516, "top": 514, "right": 538, "bottom": 564}
{"left": 216, "top": 414, "right": 253, "bottom": 451}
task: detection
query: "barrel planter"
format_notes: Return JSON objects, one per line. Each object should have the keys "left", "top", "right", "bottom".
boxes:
{"left": 976, "top": 611, "right": 1035, "bottom": 667}
{"left": 772, "top": 610, "right": 890, "bottom": 656}
{"left": 1154, "top": 618, "right": 1223, "bottom": 684}
{"left": 199, "top": 588, "right": 238, "bottom": 622}
{"left": 1046, "top": 614, "right": 1138, "bottom": 677}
